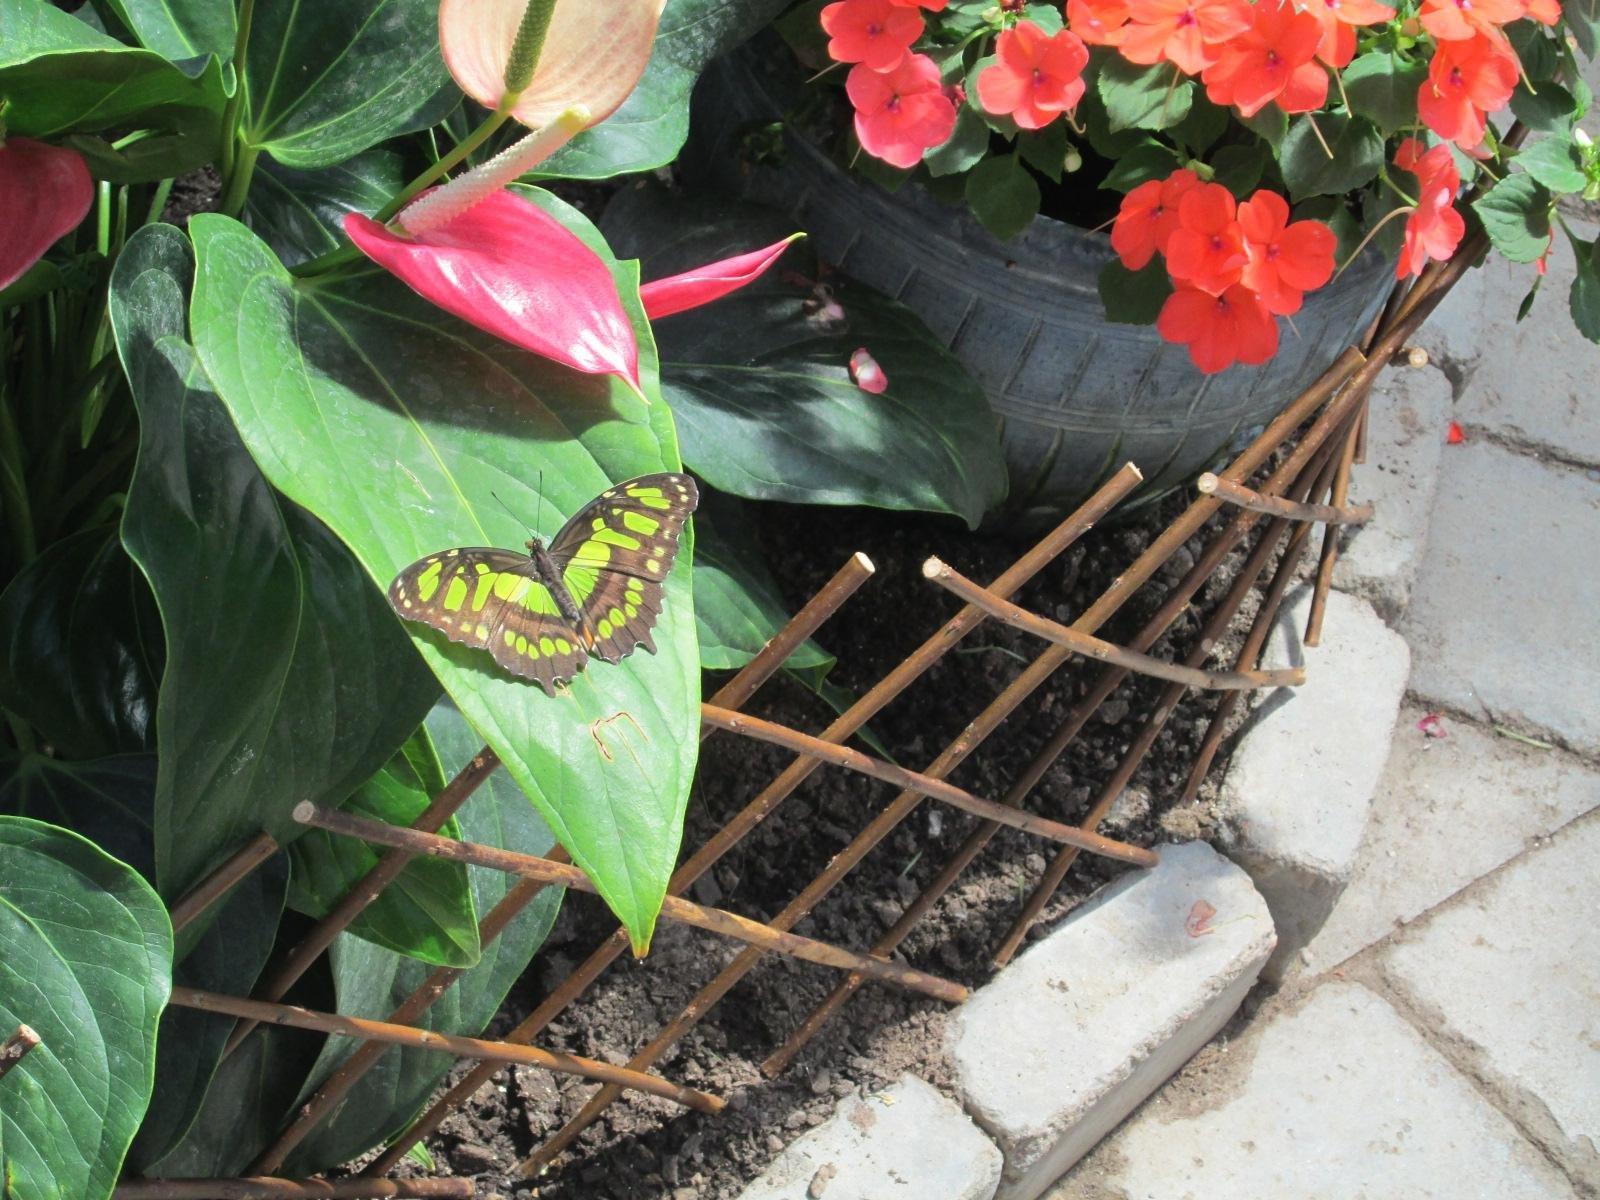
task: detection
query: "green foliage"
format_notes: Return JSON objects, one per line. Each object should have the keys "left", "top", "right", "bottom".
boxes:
{"left": 1565, "top": 228, "right": 1600, "bottom": 341}
{"left": 1101, "top": 141, "right": 1182, "bottom": 193}
{"left": 1097, "top": 55, "right": 1194, "bottom": 132}
{"left": 965, "top": 153, "right": 1043, "bottom": 239}
{"left": 1515, "top": 134, "right": 1589, "bottom": 194}
{"left": 926, "top": 107, "right": 994, "bottom": 177}
{"left": 1279, "top": 113, "right": 1384, "bottom": 201}
{"left": 1343, "top": 52, "right": 1427, "bottom": 134}
{"left": 1098, "top": 258, "right": 1174, "bottom": 324}
{"left": 1472, "top": 173, "right": 1554, "bottom": 262}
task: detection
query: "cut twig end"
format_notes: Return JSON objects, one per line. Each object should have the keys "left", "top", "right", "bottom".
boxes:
{"left": 1196, "top": 473, "right": 1221, "bottom": 495}
{"left": 0, "top": 1025, "right": 41, "bottom": 1081}
{"left": 291, "top": 801, "right": 318, "bottom": 825}
{"left": 1120, "top": 461, "right": 1145, "bottom": 482}
{"left": 921, "top": 556, "right": 947, "bottom": 580}
{"left": 852, "top": 550, "right": 876, "bottom": 575}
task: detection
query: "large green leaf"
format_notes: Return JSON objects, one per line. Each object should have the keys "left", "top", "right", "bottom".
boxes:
{"left": 1342, "top": 51, "right": 1426, "bottom": 135}
{"left": 1279, "top": 113, "right": 1384, "bottom": 201}
{"left": 537, "top": 0, "right": 789, "bottom": 180}
{"left": 184, "top": 196, "right": 700, "bottom": 954}
{"left": 240, "top": 0, "right": 451, "bottom": 169}
{"left": 109, "top": 224, "right": 440, "bottom": 901}
{"left": 106, "top": 0, "right": 235, "bottom": 63}
{"left": 0, "top": 815, "right": 171, "bottom": 1200}
{"left": 601, "top": 187, "right": 1008, "bottom": 527}
{"left": 246, "top": 150, "right": 408, "bottom": 268}
{"left": 283, "top": 700, "right": 562, "bottom": 1174}
{"left": 0, "top": 0, "right": 225, "bottom": 148}
{"left": 0, "top": 531, "right": 161, "bottom": 761}
{"left": 288, "top": 733, "right": 481, "bottom": 969}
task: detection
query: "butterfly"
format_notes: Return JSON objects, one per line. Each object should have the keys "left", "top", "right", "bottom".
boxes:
{"left": 388, "top": 473, "right": 698, "bottom": 696}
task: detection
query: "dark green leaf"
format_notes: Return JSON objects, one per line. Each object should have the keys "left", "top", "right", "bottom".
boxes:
{"left": 1172, "top": 94, "right": 1229, "bottom": 153}
{"left": 603, "top": 187, "right": 1008, "bottom": 527}
{"left": 241, "top": 0, "right": 451, "bottom": 169}
{"left": 1279, "top": 113, "right": 1384, "bottom": 201}
{"left": 109, "top": 225, "right": 439, "bottom": 901}
{"left": 1101, "top": 141, "right": 1182, "bottom": 193}
{"left": 537, "top": 0, "right": 790, "bottom": 180}
{"left": 1097, "top": 55, "right": 1193, "bottom": 132}
{"left": 246, "top": 150, "right": 407, "bottom": 268}
{"left": 1566, "top": 228, "right": 1600, "bottom": 340}
{"left": 184, "top": 199, "right": 699, "bottom": 955}
{"left": 1510, "top": 80, "right": 1580, "bottom": 131}
{"left": 0, "top": 530, "right": 160, "bottom": 760}
{"left": 288, "top": 737, "right": 481, "bottom": 969}
{"left": 105, "top": 0, "right": 234, "bottom": 62}
{"left": 964, "top": 153, "right": 1042, "bottom": 240}
{"left": 1210, "top": 142, "right": 1269, "bottom": 197}
{"left": 1238, "top": 103, "right": 1289, "bottom": 151}
{"left": 282, "top": 700, "right": 562, "bottom": 1174}
{"left": 1515, "top": 134, "right": 1588, "bottom": 193}
{"left": 774, "top": 0, "right": 831, "bottom": 69}
{"left": 1342, "top": 51, "right": 1426, "bottom": 134}
{"left": 1016, "top": 120, "right": 1071, "bottom": 182}
{"left": 1098, "top": 257, "right": 1173, "bottom": 324}
{"left": 0, "top": 815, "right": 171, "bottom": 1200}
{"left": 1562, "top": 0, "right": 1599, "bottom": 58}
{"left": 925, "top": 107, "right": 994, "bottom": 178}
{"left": 1471, "top": 173, "right": 1553, "bottom": 261}
{"left": 1517, "top": 275, "right": 1543, "bottom": 321}
{"left": 0, "top": 754, "right": 156, "bottom": 877}
{"left": 692, "top": 492, "right": 833, "bottom": 677}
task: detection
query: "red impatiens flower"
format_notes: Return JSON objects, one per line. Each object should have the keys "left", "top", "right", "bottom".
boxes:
{"left": 977, "top": 20, "right": 1090, "bottom": 130}
{"left": 1165, "top": 183, "right": 1248, "bottom": 295}
{"left": 0, "top": 138, "right": 93, "bottom": 292}
{"left": 1418, "top": 0, "right": 1523, "bottom": 42}
{"left": 1305, "top": 0, "right": 1396, "bottom": 68}
{"left": 1202, "top": 0, "right": 1328, "bottom": 117}
{"left": 1417, "top": 33, "right": 1518, "bottom": 148}
{"left": 1237, "top": 190, "right": 1336, "bottom": 315}
{"left": 1119, "top": 0, "right": 1251, "bottom": 76}
{"left": 847, "top": 54, "right": 958, "bottom": 168}
{"left": 889, "top": 0, "right": 948, "bottom": 7}
{"left": 1111, "top": 168, "right": 1201, "bottom": 270}
{"left": 822, "top": 0, "right": 924, "bottom": 71}
{"left": 1392, "top": 137, "right": 1465, "bottom": 278}
{"left": 1158, "top": 283, "right": 1280, "bottom": 373}
{"left": 1067, "top": 0, "right": 1132, "bottom": 45}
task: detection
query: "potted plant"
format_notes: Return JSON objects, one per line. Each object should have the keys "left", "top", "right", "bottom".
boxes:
{"left": 687, "top": 0, "right": 1600, "bottom": 522}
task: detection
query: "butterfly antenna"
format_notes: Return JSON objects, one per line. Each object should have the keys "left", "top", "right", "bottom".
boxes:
{"left": 490, "top": 490, "right": 535, "bottom": 543}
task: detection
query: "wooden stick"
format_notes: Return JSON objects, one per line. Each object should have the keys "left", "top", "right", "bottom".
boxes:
{"left": 168, "top": 832, "right": 279, "bottom": 933}
{"left": 114, "top": 1180, "right": 473, "bottom": 1199}
{"left": 1197, "top": 472, "right": 1373, "bottom": 526}
{"left": 0, "top": 1025, "right": 40, "bottom": 1082}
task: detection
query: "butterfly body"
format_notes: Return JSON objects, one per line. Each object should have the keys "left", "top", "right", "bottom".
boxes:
{"left": 389, "top": 473, "right": 698, "bottom": 695}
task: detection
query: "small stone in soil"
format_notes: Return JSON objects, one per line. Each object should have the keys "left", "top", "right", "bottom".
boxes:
{"left": 449, "top": 1141, "right": 497, "bottom": 1173}
{"left": 1024, "top": 852, "right": 1047, "bottom": 874}
{"left": 766, "top": 1133, "right": 786, "bottom": 1153}
{"left": 691, "top": 875, "right": 723, "bottom": 908}
{"left": 810, "top": 1068, "right": 833, "bottom": 1095}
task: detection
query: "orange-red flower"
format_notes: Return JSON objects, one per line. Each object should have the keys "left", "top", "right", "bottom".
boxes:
{"left": 977, "top": 20, "right": 1090, "bottom": 129}
{"left": 1067, "top": 0, "right": 1132, "bottom": 45}
{"left": 1119, "top": 0, "right": 1251, "bottom": 76}
{"left": 889, "top": 0, "right": 947, "bottom": 7}
{"left": 1417, "top": 33, "right": 1518, "bottom": 149}
{"left": 1111, "top": 168, "right": 1201, "bottom": 270}
{"left": 1304, "top": 0, "right": 1395, "bottom": 68}
{"left": 1237, "top": 190, "right": 1335, "bottom": 315}
{"left": 1158, "top": 283, "right": 1279, "bottom": 373}
{"left": 1418, "top": 0, "right": 1523, "bottom": 41}
{"left": 1392, "top": 137, "right": 1465, "bottom": 278}
{"left": 1165, "top": 182, "right": 1249, "bottom": 295}
{"left": 847, "top": 54, "right": 958, "bottom": 168}
{"left": 822, "top": 0, "right": 924, "bottom": 71}
{"left": 1201, "top": 0, "right": 1328, "bottom": 117}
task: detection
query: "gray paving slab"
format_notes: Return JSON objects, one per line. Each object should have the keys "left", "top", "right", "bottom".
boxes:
{"left": 1401, "top": 438, "right": 1600, "bottom": 754}
{"left": 736, "top": 1074, "right": 1002, "bottom": 1200}
{"left": 1334, "top": 362, "right": 1451, "bottom": 620}
{"left": 1046, "top": 982, "right": 1580, "bottom": 1200}
{"left": 1304, "top": 705, "right": 1600, "bottom": 973}
{"left": 1382, "top": 811, "right": 1600, "bottom": 1174}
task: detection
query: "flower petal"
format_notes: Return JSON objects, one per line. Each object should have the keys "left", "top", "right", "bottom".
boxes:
{"left": 639, "top": 234, "right": 803, "bottom": 321}
{"left": 0, "top": 139, "right": 93, "bottom": 292}
{"left": 439, "top": 0, "right": 663, "bottom": 130}
{"left": 849, "top": 347, "right": 888, "bottom": 393}
{"left": 344, "top": 189, "right": 640, "bottom": 391}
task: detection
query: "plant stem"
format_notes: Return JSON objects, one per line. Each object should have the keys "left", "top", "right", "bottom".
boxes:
{"left": 219, "top": 143, "right": 260, "bottom": 217}
{"left": 144, "top": 177, "right": 174, "bottom": 227}
{"left": 218, "top": 0, "right": 259, "bottom": 180}
{"left": 96, "top": 181, "right": 112, "bottom": 257}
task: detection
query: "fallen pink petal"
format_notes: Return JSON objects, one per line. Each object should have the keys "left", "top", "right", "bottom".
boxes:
{"left": 0, "top": 138, "right": 93, "bottom": 292}
{"left": 1185, "top": 898, "right": 1217, "bottom": 937}
{"left": 344, "top": 189, "right": 641, "bottom": 392}
{"left": 639, "top": 234, "right": 803, "bottom": 321}
{"left": 1446, "top": 419, "right": 1465, "bottom": 445}
{"left": 1417, "top": 712, "right": 1448, "bottom": 739}
{"left": 848, "top": 346, "right": 888, "bottom": 393}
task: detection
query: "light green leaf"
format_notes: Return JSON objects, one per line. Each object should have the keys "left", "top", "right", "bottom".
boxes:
{"left": 1472, "top": 173, "right": 1553, "bottom": 262}
{"left": 1097, "top": 55, "right": 1193, "bottom": 132}
{"left": 185, "top": 198, "right": 699, "bottom": 954}
{"left": 105, "top": 0, "right": 235, "bottom": 62}
{"left": 1515, "top": 135, "right": 1588, "bottom": 194}
{"left": 1342, "top": 51, "right": 1426, "bottom": 134}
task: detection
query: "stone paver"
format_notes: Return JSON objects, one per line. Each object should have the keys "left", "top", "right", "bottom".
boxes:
{"left": 1334, "top": 362, "right": 1451, "bottom": 621}
{"left": 1304, "top": 706, "right": 1600, "bottom": 973}
{"left": 736, "top": 1074, "right": 1002, "bottom": 1200}
{"left": 1047, "top": 982, "right": 1580, "bottom": 1200}
{"left": 1219, "top": 587, "right": 1409, "bottom": 980}
{"left": 1402, "top": 438, "right": 1600, "bottom": 755}
{"left": 1382, "top": 811, "right": 1600, "bottom": 1168}
{"left": 949, "top": 843, "right": 1274, "bottom": 1200}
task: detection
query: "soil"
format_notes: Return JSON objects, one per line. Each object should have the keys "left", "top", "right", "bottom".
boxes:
{"left": 386, "top": 486, "right": 1288, "bottom": 1200}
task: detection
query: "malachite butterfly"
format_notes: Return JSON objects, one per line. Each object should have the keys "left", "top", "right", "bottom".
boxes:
{"left": 388, "top": 473, "right": 698, "bottom": 696}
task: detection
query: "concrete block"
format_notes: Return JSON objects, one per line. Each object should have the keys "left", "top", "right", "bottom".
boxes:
{"left": 1219, "top": 587, "right": 1410, "bottom": 981}
{"left": 1305, "top": 705, "right": 1600, "bottom": 973}
{"left": 1333, "top": 362, "right": 1451, "bottom": 621}
{"left": 1411, "top": 250, "right": 1488, "bottom": 375}
{"left": 948, "top": 843, "right": 1274, "bottom": 1200}
{"left": 737, "top": 1075, "right": 1002, "bottom": 1200}
{"left": 1047, "top": 982, "right": 1580, "bottom": 1200}
{"left": 1383, "top": 811, "right": 1600, "bottom": 1179}
{"left": 1402, "top": 439, "right": 1600, "bottom": 755}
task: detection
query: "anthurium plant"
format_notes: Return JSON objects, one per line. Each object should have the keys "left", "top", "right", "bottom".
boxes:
{"left": 779, "top": 0, "right": 1600, "bottom": 371}
{"left": 0, "top": 0, "right": 1008, "bottom": 1190}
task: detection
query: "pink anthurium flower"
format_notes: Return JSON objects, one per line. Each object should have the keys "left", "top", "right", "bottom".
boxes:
{"left": 0, "top": 138, "right": 93, "bottom": 292}
{"left": 639, "top": 234, "right": 804, "bottom": 321}
{"left": 439, "top": 0, "right": 665, "bottom": 129}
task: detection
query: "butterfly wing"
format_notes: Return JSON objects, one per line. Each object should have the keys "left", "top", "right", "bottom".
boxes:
{"left": 388, "top": 547, "right": 588, "bottom": 696}
{"left": 547, "top": 472, "right": 699, "bottom": 665}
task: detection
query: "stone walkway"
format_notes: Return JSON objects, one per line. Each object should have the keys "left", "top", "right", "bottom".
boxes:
{"left": 1048, "top": 218, "right": 1600, "bottom": 1198}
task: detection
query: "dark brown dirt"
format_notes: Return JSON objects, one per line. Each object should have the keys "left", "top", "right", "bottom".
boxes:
{"left": 382, "top": 484, "right": 1286, "bottom": 1199}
